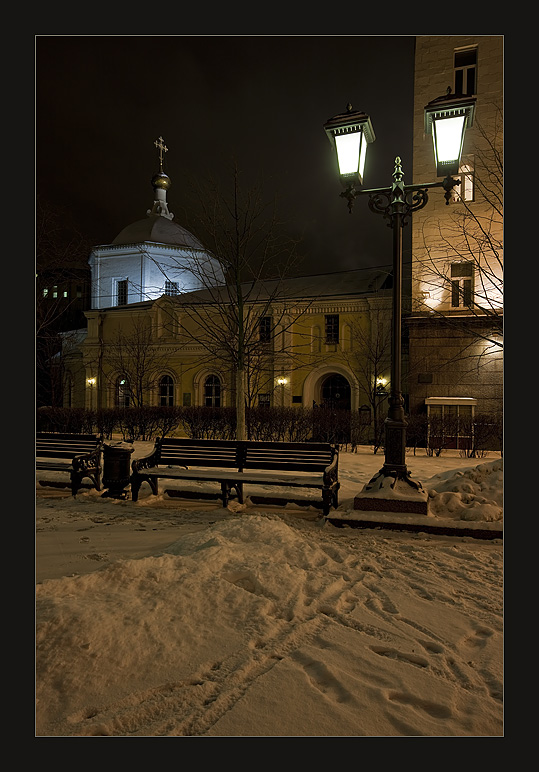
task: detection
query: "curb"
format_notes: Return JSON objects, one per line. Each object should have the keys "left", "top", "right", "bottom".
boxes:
{"left": 326, "top": 517, "right": 502, "bottom": 541}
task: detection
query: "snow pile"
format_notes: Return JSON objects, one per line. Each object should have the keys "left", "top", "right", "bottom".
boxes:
{"left": 36, "top": 449, "right": 503, "bottom": 736}
{"left": 424, "top": 459, "right": 503, "bottom": 521}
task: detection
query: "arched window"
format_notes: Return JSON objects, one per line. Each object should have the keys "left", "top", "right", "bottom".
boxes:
{"left": 204, "top": 375, "right": 221, "bottom": 407}
{"left": 117, "top": 377, "right": 130, "bottom": 408}
{"left": 159, "top": 375, "right": 174, "bottom": 406}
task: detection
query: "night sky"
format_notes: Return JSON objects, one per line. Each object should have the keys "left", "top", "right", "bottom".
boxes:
{"left": 36, "top": 35, "right": 416, "bottom": 275}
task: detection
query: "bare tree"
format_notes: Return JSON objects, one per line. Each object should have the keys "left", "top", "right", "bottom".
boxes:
{"left": 341, "top": 302, "right": 392, "bottom": 452}
{"left": 36, "top": 197, "right": 92, "bottom": 406}
{"left": 103, "top": 318, "right": 174, "bottom": 408}
{"left": 155, "top": 166, "right": 307, "bottom": 440}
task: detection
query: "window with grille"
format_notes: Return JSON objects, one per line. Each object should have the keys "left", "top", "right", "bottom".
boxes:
{"left": 259, "top": 316, "right": 272, "bottom": 343}
{"left": 204, "top": 375, "right": 221, "bottom": 407}
{"left": 258, "top": 393, "right": 270, "bottom": 407}
{"left": 325, "top": 314, "right": 339, "bottom": 344}
{"left": 117, "top": 377, "right": 130, "bottom": 407}
{"left": 454, "top": 47, "right": 477, "bottom": 95}
{"left": 117, "top": 280, "right": 128, "bottom": 306}
{"left": 164, "top": 281, "right": 179, "bottom": 296}
{"left": 159, "top": 375, "right": 174, "bottom": 406}
{"left": 450, "top": 262, "right": 474, "bottom": 307}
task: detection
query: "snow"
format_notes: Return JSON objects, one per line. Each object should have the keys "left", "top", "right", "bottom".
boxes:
{"left": 36, "top": 444, "right": 503, "bottom": 737}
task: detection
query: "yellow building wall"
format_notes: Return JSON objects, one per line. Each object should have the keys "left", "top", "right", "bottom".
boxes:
{"left": 66, "top": 293, "right": 392, "bottom": 412}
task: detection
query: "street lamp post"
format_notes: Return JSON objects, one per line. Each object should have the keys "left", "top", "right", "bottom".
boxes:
{"left": 323, "top": 90, "right": 475, "bottom": 516}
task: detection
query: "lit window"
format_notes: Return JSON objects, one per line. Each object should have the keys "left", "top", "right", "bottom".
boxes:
{"left": 159, "top": 375, "right": 174, "bottom": 406}
{"left": 43, "top": 288, "right": 48, "bottom": 298}
{"left": 117, "top": 377, "right": 130, "bottom": 408}
{"left": 63, "top": 291, "right": 68, "bottom": 298}
{"left": 454, "top": 47, "right": 477, "bottom": 95}
{"left": 450, "top": 262, "right": 474, "bottom": 307}
{"left": 164, "top": 281, "right": 179, "bottom": 296}
{"left": 204, "top": 375, "right": 221, "bottom": 407}
{"left": 325, "top": 314, "right": 339, "bottom": 344}
{"left": 451, "top": 159, "right": 475, "bottom": 203}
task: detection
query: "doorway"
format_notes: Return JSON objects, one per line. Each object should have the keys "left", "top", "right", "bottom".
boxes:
{"left": 321, "top": 374, "right": 351, "bottom": 410}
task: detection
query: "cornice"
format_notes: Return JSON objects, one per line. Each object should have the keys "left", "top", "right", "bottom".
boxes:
{"left": 90, "top": 242, "right": 205, "bottom": 257}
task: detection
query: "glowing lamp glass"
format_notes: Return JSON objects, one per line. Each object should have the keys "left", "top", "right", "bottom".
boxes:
{"left": 335, "top": 132, "right": 361, "bottom": 176}
{"left": 433, "top": 115, "right": 466, "bottom": 175}
{"left": 324, "top": 107, "right": 375, "bottom": 186}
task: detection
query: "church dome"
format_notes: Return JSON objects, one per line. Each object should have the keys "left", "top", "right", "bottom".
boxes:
{"left": 112, "top": 215, "right": 205, "bottom": 250}
{"left": 152, "top": 171, "right": 171, "bottom": 190}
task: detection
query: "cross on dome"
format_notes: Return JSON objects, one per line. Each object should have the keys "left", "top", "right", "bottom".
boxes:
{"left": 154, "top": 136, "right": 168, "bottom": 171}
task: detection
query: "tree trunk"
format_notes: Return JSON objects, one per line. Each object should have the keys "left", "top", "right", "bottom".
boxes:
{"left": 236, "top": 368, "right": 246, "bottom": 441}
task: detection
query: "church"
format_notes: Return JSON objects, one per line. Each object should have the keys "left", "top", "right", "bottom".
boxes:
{"left": 62, "top": 137, "right": 394, "bottom": 421}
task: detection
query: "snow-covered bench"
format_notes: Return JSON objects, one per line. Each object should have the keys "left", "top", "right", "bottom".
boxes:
{"left": 36, "top": 432, "right": 102, "bottom": 496}
{"left": 130, "top": 437, "right": 340, "bottom": 516}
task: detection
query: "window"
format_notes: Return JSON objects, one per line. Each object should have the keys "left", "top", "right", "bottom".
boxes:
{"left": 204, "top": 375, "right": 221, "bottom": 407}
{"left": 450, "top": 262, "right": 474, "bottom": 307}
{"left": 43, "top": 288, "right": 48, "bottom": 298}
{"left": 164, "top": 280, "right": 179, "bottom": 296}
{"left": 259, "top": 316, "right": 272, "bottom": 343}
{"left": 451, "top": 159, "right": 475, "bottom": 203}
{"left": 258, "top": 393, "right": 270, "bottom": 407}
{"left": 117, "top": 377, "right": 130, "bottom": 408}
{"left": 117, "top": 279, "right": 128, "bottom": 306}
{"left": 454, "top": 47, "right": 477, "bottom": 95}
{"left": 325, "top": 314, "right": 339, "bottom": 344}
{"left": 159, "top": 375, "right": 174, "bottom": 406}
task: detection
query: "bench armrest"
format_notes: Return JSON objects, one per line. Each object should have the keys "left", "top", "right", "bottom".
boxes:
{"left": 323, "top": 450, "right": 339, "bottom": 486}
{"left": 131, "top": 450, "right": 160, "bottom": 474}
{"left": 72, "top": 447, "right": 101, "bottom": 473}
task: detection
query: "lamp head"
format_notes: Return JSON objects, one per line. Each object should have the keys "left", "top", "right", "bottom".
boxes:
{"left": 424, "top": 88, "right": 476, "bottom": 177}
{"left": 324, "top": 104, "right": 376, "bottom": 186}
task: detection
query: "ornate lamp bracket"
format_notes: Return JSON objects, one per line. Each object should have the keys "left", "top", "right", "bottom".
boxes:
{"left": 340, "top": 159, "right": 461, "bottom": 217}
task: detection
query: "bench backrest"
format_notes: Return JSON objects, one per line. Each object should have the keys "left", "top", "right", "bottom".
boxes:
{"left": 36, "top": 432, "right": 101, "bottom": 460}
{"left": 157, "top": 437, "right": 239, "bottom": 468}
{"left": 242, "top": 441, "right": 336, "bottom": 473}
{"left": 155, "top": 438, "right": 336, "bottom": 473}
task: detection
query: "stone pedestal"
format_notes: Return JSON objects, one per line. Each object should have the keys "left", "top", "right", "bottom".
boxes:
{"left": 354, "top": 466, "right": 429, "bottom": 516}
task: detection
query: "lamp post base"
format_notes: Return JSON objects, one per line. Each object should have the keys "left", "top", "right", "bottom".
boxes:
{"left": 353, "top": 465, "right": 429, "bottom": 516}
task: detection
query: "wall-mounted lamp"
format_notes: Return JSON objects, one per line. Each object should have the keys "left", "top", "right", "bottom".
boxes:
{"left": 277, "top": 377, "right": 288, "bottom": 386}
{"left": 87, "top": 377, "right": 96, "bottom": 386}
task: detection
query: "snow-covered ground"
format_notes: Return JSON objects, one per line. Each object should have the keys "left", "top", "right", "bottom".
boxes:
{"left": 36, "top": 444, "right": 503, "bottom": 737}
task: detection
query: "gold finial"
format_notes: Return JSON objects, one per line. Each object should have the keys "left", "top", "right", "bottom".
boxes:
{"left": 154, "top": 136, "right": 168, "bottom": 171}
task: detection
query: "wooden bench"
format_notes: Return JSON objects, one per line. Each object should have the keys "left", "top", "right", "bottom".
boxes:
{"left": 130, "top": 438, "right": 340, "bottom": 516}
{"left": 36, "top": 432, "right": 102, "bottom": 496}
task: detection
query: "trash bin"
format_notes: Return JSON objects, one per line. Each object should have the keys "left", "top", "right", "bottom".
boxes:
{"left": 102, "top": 442, "right": 134, "bottom": 498}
